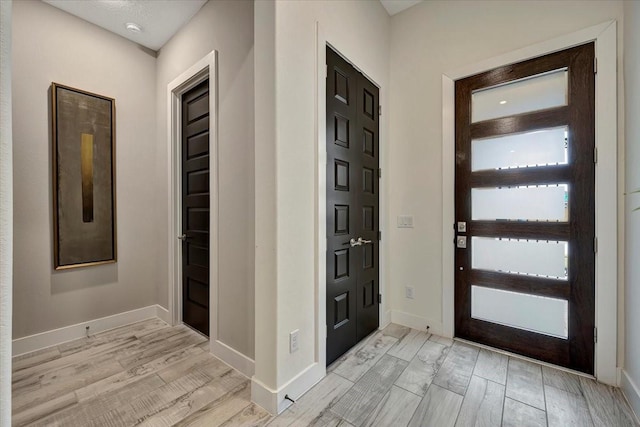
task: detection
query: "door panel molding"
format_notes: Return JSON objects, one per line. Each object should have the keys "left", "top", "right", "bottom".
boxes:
{"left": 442, "top": 21, "right": 618, "bottom": 384}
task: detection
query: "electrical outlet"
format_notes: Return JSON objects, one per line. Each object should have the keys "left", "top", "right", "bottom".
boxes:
{"left": 290, "top": 329, "right": 299, "bottom": 353}
{"left": 405, "top": 286, "right": 415, "bottom": 299}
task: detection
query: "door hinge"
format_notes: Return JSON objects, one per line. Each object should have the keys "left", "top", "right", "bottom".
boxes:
{"left": 378, "top": 168, "right": 382, "bottom": 178}
{"left": 378, "top": 230, "right": 382, "bottom": 241}
{"left": 594, "top": 57, "right": 598, "bottom": 74}
{"left": 594, "top": 147, "right": 598, "bottom": 164}
{"left": 378, "top": 293, "right": 382, "bottom": 304}
{"left": 594, "top": 237, "right": 598, "bottom": 254}
{"left": 378, "top": 105, "right": 382, "bottom": 116}
{"left": 594, "top": 327, "right": 598, "bottom": 343}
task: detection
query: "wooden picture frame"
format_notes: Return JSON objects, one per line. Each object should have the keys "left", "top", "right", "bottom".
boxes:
{"left": 51, "top": 83, "right": 117, "bottom": 269}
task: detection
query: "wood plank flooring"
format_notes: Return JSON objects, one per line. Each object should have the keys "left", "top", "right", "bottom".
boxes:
{"left": 12, "top": 319, "right": 270, "bottom": 427}
{"left": 13, "top": 321, "right": 639, "bottom": 427}
{"left": 272, "top": 325, "right": 639, "bottom": 427}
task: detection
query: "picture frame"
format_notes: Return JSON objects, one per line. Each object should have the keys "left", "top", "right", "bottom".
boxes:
{"left": 51, "top": 83, "right": 117, "bottom": 269}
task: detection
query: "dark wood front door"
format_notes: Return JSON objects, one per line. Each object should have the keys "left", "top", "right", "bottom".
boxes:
{"left": 454, "top": 43, "right": 595, "bottom": 373}
{"left": 326, "top": 47, "right": 380, "bottom": 365}
{"left": 181, "top": 79, "right": 210, "bottom": 337}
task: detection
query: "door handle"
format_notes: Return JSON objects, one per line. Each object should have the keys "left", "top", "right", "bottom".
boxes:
{"left": 357, "top": 237, "right": 372, "bottom": 245}
{"left": 349, "top": 238, "right": 362, "bottom": 247}
{"left": 178, "top": 234, "right": 189, "bottom": 241}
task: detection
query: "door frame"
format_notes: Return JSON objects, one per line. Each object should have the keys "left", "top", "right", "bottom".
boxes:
{"left": 167, "top": 51, "right": 219, "bottom": 342}
{"left": 442, "top": 21, "right": 618, "bottom": 384}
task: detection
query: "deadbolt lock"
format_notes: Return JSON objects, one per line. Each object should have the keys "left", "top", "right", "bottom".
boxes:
{"left": 456, "top": 236, "right": 467, "bottom": 249}
{"left": 457, "top": 222, "right": 467, "bottom": 233}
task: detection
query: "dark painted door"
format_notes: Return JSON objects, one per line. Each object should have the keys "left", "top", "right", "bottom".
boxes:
{"left": 181, "top": 79, "right": 210, "bottom": 337}
{"left": 326, "top": 47, "right": 380, "bottom": 365}
{"left": 454, "top": 43, "right": 595, "bottom": 373}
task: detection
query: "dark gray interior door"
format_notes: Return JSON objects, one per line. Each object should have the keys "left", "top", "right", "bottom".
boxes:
{"left": 326, "top": 47, "right": 380, "bottom": 365}
{"left": 181, "top": 79, "right": 210, "bottom": 337}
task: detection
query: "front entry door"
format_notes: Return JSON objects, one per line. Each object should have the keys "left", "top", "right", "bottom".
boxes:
{"left": 326, "top": 47, "right": 380, "bottom": 365}
{"left": 181, "top": 79, "right": 210, "bottom": 337}
{"left": 454, "top": 44, "right": 595, "bottom": 373}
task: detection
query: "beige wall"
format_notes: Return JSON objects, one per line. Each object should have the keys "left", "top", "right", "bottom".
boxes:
{"left": 624, "top": 0, "right": 640, "bottom": 416}
{"left": 254, "top": 0, "right": 390, "bottom": 396}
{"left": 388, "top": 0, "right": 624, "bottom": 350}
{"left": 155, "top": 0, "right": 255, "bottom": 359}
{"left": 12, "top": 0, "right": 158, "bottom": 338}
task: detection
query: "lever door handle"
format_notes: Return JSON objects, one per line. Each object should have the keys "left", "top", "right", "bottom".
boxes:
{"left": 178, "top": 234, "right": 188, "bottom": 241}
{"left": 357, "top": 237, "right": 372, "bottom": 245}
{"left": 349, "top": 238, "right": 362, "bottom": 247}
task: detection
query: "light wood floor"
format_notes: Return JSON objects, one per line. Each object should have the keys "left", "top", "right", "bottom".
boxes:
{"left": 12, "top": 320, "right": 639, "bottom": 426}
{"left": 12, "top": 319, "right": 270, "bottom": 426}
{"left": 278, "top": 324, "right": 639, "bottom": 427}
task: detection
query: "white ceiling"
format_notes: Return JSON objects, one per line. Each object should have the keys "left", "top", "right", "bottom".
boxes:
{"left": 43, "top": 0, "right": 207, "bottom": 51}
{"left": 379, "top": 0, "right": 423, "bottom": 16}
{"left": 43, "top": 0, "right": 421, "bottom": 52}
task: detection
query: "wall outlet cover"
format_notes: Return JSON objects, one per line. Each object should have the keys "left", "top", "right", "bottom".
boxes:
{"left": 290, "top": 329, "right": 299, "bottom": 353}
{"left": 405, "top": 286, "right": 415, "bottom": 299}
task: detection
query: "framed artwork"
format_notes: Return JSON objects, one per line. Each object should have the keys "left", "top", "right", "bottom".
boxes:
{"left": 51, "top": 83, "right": 117, "bottom": 269}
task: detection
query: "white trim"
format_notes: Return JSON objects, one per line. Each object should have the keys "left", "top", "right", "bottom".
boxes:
{"left": 592, "top": 21, "right": 618, "bottom": 386}
{"left": 155, "top": 305, "right": 171, "bottom": 324}
{"left": 11, "top": 305, "right": 168, "bottom": 357}
{"left": 314, "top": 21, "right": 326, "bottom": 372}
{"left": 251, "top": 362, "right": 325, "bottom": 414}
{"left": 166, "top": 51, "right": 219, "bottom": 341}
{"left": 391, "top": 310, "right": 443, "bottom": 336}
{"left": 210, "top": 339, "right": 255, "bottom": 378}
{"left": 621, "top": 369, "right": 640, "bottom": 424}
{"left": 0, "top": 0, "right": 12, "bottom": 424}
{"left": 441, "top": 21, "right": 618, "bottom": 383}
{"left": 441, "top": 74, "right": 455, "bottom": 339}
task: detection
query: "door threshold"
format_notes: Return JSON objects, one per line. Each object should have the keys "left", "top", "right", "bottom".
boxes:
{"left": 454, "top": 337, "right": 596, "bottom": 381}
{"left": 182, "top": 322, "right": 210, "bottom": 340}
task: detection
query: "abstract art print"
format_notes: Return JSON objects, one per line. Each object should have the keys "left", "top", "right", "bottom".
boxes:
{"left": 51, "top": 83, "right": 116, "bottom": 269}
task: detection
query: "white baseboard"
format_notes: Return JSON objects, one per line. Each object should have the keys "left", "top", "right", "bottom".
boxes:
{"left": 12, "top": 305, "right": 169, "bottom": 357}
{"left": 155, "top": 305, "right": 171, "bottom": 324}
{"left": 380, "top": 309, "right": 391, "bottom": 329}
{"left": 391, "top": 309, "right": 444, "bottom": 337}
{"left": 621, "top": 370, "right": 640, "bottom": 424}
{"left": 211, "top": 339, "right": 255, "bottom": 378}
{"left": 251, "top": 362, "right": 325, "bottom": 415}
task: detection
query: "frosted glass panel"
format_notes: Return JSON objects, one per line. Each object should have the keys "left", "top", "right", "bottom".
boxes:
{"left": 472, "top": 185, "right": 568, "bottom": 221}
{"left": 472, "top": 237, "right": 568, "bottom": 280}
{"left": 472, "top": 286, "right": 568, "bottom": 339}
{"left": 472, "top": 69, "right": 568, "bottom": 123}
{"left": 472, "top": 127, "right": 568, "bottom": 171}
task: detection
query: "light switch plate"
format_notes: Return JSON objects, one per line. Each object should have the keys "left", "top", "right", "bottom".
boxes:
{"left": 397, "top": 215, "right": 414, "bottom": 228}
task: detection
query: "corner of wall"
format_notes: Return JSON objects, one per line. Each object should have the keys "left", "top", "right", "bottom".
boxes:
{"left": 0, "top": 0, "right": 13, "bottom": 423}
{"left": 251, "top": 363, "right": 325, "bottom": 415}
